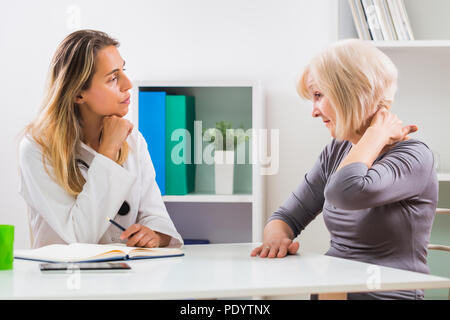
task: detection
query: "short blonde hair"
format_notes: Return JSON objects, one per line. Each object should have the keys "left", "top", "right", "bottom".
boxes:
{"left": 297, "top": 39, "right": 398, "bottom": 140}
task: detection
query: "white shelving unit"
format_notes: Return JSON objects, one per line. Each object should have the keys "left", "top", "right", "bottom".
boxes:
{"left": 129, "top": 81, "right": 266, "bottom": 244}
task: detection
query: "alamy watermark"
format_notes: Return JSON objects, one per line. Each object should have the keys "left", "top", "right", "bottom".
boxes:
{"left": 66, "top": 264, "right": 81, "bottom": 290}
{"left": 366, "top": 265, "right": 381, "bottom": 290}
{"left": 66, "top": 5, "right": 81, "bottom": 30}
{"left": 169, "top": 121, "right": 279, "bottom": 175}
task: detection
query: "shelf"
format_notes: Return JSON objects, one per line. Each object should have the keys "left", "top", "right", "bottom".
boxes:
{"left": 368, "top": 40, "right": 450, "bottom": 49}
{"left": 436, "top": 208, "right": 450, "bottom": 215}
{"left": 162, "top": 193, "right": 253, "bottom": 203}
{"left": 438, "top": 174, "right": 450, "bottom": 182}
{"left": 338, "top": 0, "right": 450, "bottom": 49}
{"left": 131, "top": 81, "right": 265, "bottom": 243}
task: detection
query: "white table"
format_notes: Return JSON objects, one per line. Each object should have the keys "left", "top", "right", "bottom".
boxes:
{"left": 1, "top": 243, "right": 449, "bottom": 299}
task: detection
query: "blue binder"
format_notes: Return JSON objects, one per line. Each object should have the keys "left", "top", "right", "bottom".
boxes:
{"left": 138, "top": 91, "right": 167, "bottom": 195}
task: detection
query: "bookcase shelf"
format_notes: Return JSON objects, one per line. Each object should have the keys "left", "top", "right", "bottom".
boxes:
{"left": 370, "top": 40, "right": 450, "bottom": 48}
{"left": 438, "top": 174, "right": 450, "bottom": 182}
{"left": 338, "top": 0, "right": 450, "bottom": 42}
{"left": 436, "top": 208, "right": 450, "bottom": 215}
{"left": 162, "top": 194, "right": 253, "bottom": 203}
{"left": 129, "top": 80, "right": 265, "bottom": 244}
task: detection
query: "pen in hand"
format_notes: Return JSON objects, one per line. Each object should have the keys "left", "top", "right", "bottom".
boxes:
{"left": 106, "top": 217, "right": 126, "bottom": 232}
{"left": 107, "top": 218, "right": 162, "bottom": 247}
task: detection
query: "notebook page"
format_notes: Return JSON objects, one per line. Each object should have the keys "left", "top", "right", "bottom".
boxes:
{"left": 66, "top": 243, "right": 128, "bottom": 260}
{"left": 14, "top": 243, "right": 127, "bottom": 262}
{"left": 77, "top": 244, "right": 183, "bottom": 258}
{"left": 128, "top": 247, "right": 183, "bottom": 258}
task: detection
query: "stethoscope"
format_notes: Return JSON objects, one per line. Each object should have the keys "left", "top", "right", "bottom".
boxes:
{"left": 76, "top": 158, "right": 130, "bottom": 216}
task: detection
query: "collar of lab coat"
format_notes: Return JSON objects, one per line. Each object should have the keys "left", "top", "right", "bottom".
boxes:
{"left": 76, "top": 141, "right": 97, "bottom": 168}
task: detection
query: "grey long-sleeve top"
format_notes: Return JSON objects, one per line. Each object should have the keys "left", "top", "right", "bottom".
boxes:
{"left": 268, "top": 138, "right": 438, "bottom": 300}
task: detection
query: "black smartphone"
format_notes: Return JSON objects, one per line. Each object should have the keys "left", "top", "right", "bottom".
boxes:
{"left": 39, "top": 262, "right": 131, "bottom": 273}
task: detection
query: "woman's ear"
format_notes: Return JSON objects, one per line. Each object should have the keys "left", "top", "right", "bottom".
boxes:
{"left": 74, "top": 93, "right": 84, "bottom": 104}
{"left": 378, "top": 99, "right": 392, "bottom": 110}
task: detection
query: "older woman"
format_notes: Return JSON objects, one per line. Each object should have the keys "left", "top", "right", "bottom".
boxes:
{"left": 251, "top": 39, "right": 438, "bottom": 300}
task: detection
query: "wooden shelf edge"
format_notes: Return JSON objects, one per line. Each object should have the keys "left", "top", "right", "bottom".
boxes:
{"left": 436, "top": 208, "right": 450, "bottom": 215}
{"left": 428, "top": 244, "right": 450, "bottom": 252}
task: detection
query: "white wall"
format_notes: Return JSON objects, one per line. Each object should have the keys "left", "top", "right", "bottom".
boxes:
{"left": 0, "top": 0, "right": 336, "bottom": 251}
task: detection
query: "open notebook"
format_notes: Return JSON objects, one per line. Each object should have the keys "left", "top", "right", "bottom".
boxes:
{"left": 14, "top": 243, "right": 184, "bottom": 263}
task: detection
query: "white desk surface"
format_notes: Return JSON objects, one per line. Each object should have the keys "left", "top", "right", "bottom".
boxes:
{"left": 1, "top": 243, "right": 449, "bottom": 299}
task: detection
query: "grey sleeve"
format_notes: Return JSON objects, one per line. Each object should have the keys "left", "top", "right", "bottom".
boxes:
{"left": 324, "top": 140, "right": 434, "bottom": 210}
{"left": 267, "top": 154, "right": 327, "bottom": 237}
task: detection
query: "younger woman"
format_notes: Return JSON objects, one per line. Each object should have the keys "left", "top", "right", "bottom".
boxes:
{"left": 19, "top": 30, "right": 183, "bottom": 249}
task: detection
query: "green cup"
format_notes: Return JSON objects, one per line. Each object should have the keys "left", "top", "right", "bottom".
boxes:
{"left": 0, "top": 225, "right": 14, "bottom": 270}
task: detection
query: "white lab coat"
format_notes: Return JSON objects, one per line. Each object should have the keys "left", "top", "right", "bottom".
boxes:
{"left": 18, "top": 129, "right": 183, "bottom": 249}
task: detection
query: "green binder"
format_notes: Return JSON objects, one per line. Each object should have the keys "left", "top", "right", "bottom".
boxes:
{"left": 165, "top": 95, "right": 196, "bottom": 195}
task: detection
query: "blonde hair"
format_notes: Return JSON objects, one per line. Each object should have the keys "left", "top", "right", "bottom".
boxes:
{"left": 24, "top": 30, "right": 129, "bottom": 197}
{"left": 297, "top": 39, "right": 398, "bottom": 140}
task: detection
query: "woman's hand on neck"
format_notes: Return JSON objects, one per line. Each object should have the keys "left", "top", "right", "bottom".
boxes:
{"left": 337, "top": 107, "right": 417, "bottom": 172}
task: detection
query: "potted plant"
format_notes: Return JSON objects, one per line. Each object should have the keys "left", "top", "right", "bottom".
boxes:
{"left": 203, "top": 121, "right": 248, "bottom": 195}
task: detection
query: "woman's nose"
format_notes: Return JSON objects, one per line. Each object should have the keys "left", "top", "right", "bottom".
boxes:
{"left": 311, "top": 106, "right": 321, "bottom": 118}
{"left": 122, "top": 73, "right": 133, "bottom": 92}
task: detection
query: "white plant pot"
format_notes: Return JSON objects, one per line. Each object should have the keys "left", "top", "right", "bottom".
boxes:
{"left": 214, "top": 150, "right": 235, "bottom": 195}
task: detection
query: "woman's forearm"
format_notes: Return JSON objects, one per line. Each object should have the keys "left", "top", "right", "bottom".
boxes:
{"left": 337, "top": 127, "right": 387, "bottom": 171}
